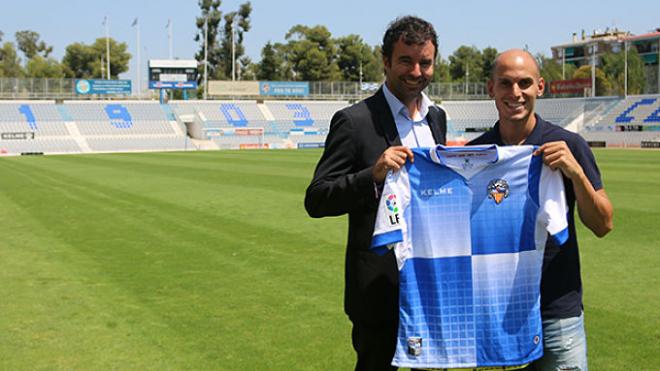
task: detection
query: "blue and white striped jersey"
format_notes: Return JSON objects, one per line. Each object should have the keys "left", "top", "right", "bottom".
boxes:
{"left": 372, "top": 145, "right": 569, "bottom": 369}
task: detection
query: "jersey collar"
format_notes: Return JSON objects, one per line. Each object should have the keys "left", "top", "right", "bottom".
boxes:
{"left": 429, "top": 144, "right": 499, "bottom": 178}
{"left": 489, "top": 114, "right": 547, "bottom": 146}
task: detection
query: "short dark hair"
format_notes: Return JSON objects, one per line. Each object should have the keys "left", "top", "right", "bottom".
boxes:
{"left": 382, "top": 16, "right": 438, "bottom": 60}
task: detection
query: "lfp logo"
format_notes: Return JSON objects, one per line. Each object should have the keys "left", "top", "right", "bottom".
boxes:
{"left": 385, "top": 193, "right": 400, "bottom": 225}
{"left": 386, "top": 194, "right": 398, "bottom": 212}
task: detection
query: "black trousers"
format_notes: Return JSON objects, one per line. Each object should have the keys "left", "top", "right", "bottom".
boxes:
{"left": 351, "top": 319, "right": 398, "bottom": 371}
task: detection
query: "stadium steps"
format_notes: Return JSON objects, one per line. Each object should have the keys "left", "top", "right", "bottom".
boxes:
{"left": 160, "top": 104, "right": 177, "bottom": 121}
{"left": 563, "top": 112, "right": 585, "bottom": 133}
{"left": 65, "top": 122, "right": 91, "bottom": 153}
{"left": 168, "top": 120, "right": 184, "bottom": 136}
{"left": 257, "top": 102, "right": 275, "bottom": 121}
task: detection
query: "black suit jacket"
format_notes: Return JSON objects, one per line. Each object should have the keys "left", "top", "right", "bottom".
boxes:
{"left": 304, "top": 88, "right": 447, "bottom": 322}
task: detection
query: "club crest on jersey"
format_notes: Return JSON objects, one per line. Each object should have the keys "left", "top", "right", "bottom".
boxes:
{"left": 487, "top": 179, "right": 509, "bottom": 205}
{"left": 385, "top": 193, "right": 401, "bottom": 225}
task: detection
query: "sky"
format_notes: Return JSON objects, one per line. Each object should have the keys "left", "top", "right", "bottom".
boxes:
{"left": 2, "top": 0, "right": 659, "bottom": 85}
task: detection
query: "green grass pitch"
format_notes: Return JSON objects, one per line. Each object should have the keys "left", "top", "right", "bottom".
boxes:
{"left": 0, "top": 149, "right": 658, "bottom": 370}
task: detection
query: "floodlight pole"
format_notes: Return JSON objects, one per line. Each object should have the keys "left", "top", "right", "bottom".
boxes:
{"left": 231, "top": 17, "right": 236, "bottom": 81}
{"left": 590, "top": 43, "right": 596, "bottom": 97}
{"left": 204, "top": 16, "right": 208, "bottom": 100}
{"left": 465, "top": 63, "right": 469, "bottom": 96}
{"left": 561, "top": 49, "right": 565, "bottom": 80}
{"left": 134, "top": 18, "right": 141, "bottom": 98}
{"left": 624, "top": 40, "right": 628, "bottom": 97}
{"left": 167, "top": 19, "right": 173, "bottom": 59}
{"left": 359, "top": 60, "right": 363, "bottom": 86}
{"left": 105, "top": 16, "right": 111, "bottom": 80}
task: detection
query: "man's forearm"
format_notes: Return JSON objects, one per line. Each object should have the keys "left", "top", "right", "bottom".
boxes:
{"left": 572, "top": 172, "right": 613, "bottom": 237}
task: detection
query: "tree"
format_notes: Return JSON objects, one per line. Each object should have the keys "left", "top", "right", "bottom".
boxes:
{"left": 15, "top": 30, "right": 53, "bottom": 59}
{"left": 365, "top": 46, "right": 384, "bottom": 82}
{"left": 536, "top": 53, "right": 576, "bottom": 83}
{"left": 26, "top": 56, "right": 64, "bottom": 78}
{"left": 284, "top": 25, "right": 340, "bottom": 81}
{"left": 335, "top": 34, "right": 380, "bottom": 81}
{"left": 433, "top": 54, "right": 451, "bottom": 82}
{"left": 237, "top": 55, "right": 254, "bottom": 80}
{"left": 195, "top": 0, "right": 223, "bottom": 80}
{"left": 194, "top": 0, "right": 252, "bottom": 81}
{"left": 239, "top": 56, "right": 258, "bottom": 80}
{"left": 61, "top": 42, "right": 96, "bottom": 78}
{"left": 91, "top": 38, "right": 130, "bottom": 78}
{"left": 449, "top": 45, "right": 484, "bottom": 83}
{"left": 0, "top": 42, "right": 23, "bottom": 77}
{"left": 10, "top": 30, "right": 63, "bottom": 78}
{"left": 573, "top": 65, "right": 612, "bottom": 96}
{"left": 220, "top": 2, "right": 252, "bottom": 79}
{"left": 257, "top": 41, "right": 285, "bottom": 80}
{"left": 601, "top": 47, "right": 645, "bottom": 95}
{"left": 480, "top": 47, "right": 498, "bottom": 80}
{"left": 61, "top": 38, "right": 130, "bottom": 79}
{"left": 623, "top": 47, "right": 645, "bottom": 95}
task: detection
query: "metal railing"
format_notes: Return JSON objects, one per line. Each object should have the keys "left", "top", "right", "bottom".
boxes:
{"left": 307, "top": 81, "right": 490, "bottom": 101}
{"left": 4, "top": 75, "right": 660, "bottom": 101}
{"left": 0, "top": 78, "right": 77, "bottom": 99}
{"left": 0, "top": 77, "right": 492, "bottom": 101}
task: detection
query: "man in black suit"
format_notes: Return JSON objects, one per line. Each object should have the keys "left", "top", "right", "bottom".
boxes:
{"left": 304, "top": 16, "right": 446, "bottom": 371}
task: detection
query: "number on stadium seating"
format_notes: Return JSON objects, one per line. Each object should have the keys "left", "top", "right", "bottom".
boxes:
{"left": 286, "top": 103, "right": 314, "bottom": 126}
{"left": 643, "top": 106, "right": 660, "bottom": 123}
{"left": 18, "top": 104, "right": 38, "bottom": 130}
{"left": 104, "top": 104, "right": 133, "bottom": 128}
{"left": 220, "top": 104, "right": 248, "bottom": 127}
{"left": 615, "top": 98, "right": 657, "bottom": 123}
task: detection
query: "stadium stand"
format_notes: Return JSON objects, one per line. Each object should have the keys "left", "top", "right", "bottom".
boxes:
{"left": 170, "top": 100, "right": 349, "bottom": 149}
{"left": 64, "top": 102, "right": 178, "bottom": 135}
{"left": 0, "top": 137, "right": 81, "bottom": 154}
{"left": 582, "top": 95, "right": 660, "bottom": 146}
{"left": 441, "top": 100, "right": 496, "bottom": 143}
{"left": 589, "top": 95, "right": 660, "bottom": 126}
{"left": 0, "top": 101, "right": 81, "bottom": 154}
{"left": 62, "top": 101, "right": 189, "bottom": 153}
{"left": 264, "top": 100, "right": 348, "bottom": 148}
{"left": 0, "top": 102, "right": 68, "bottom": 136}
{"left": 265, "top": 100, "right": 348, "bottom": 130}
{"left": 174, "top": 101, "right": 268, "bottom": 127}
{"left": 535, "top": 98, "right": 585, "bottom": 126}
{"left": 0, "top": 101, "right": 190, "bottom": 155}
{"left": 442, "top": 98, "right": 587, "bottom": 143}
{"left": 2, "top": 95, "right": 660, "bottom": 155}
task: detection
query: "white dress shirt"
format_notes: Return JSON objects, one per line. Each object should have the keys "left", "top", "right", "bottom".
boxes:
{"left": 382, "top": 83, "right": 436, "bottom": 148}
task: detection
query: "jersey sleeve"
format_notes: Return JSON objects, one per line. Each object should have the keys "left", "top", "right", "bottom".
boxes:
{"left": 371, "top": 168, "right": 410, "bottom": 255}
{"left": 539, "top": 165, "right": 569, "bottom": 246}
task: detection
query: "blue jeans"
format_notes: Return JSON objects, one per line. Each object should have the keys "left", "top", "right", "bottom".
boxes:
{"left": 531, "top": 312, "right": 588, "bottom": 371}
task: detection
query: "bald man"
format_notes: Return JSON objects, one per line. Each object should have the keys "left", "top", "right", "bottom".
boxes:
{"left": 469, "top": 49, "right": 613, "bottom": 371}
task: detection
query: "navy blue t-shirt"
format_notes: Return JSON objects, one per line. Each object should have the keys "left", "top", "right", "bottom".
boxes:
{"left": 468, "top": 114, "right": 603, "bottom": 319}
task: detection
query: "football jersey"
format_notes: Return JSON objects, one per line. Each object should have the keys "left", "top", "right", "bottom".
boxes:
{"left": 371, "top": 145, "right": 569, "bottom": 369}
